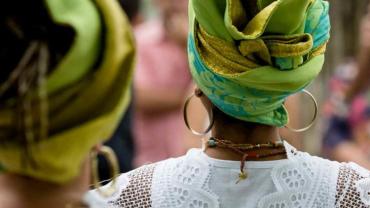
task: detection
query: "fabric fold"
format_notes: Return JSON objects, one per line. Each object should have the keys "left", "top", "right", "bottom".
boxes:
{"left": 188, "top": 0, "right": 330, "bottom": 126}
{"left": 0, "top": 0, "right": 135, "bottom": 184}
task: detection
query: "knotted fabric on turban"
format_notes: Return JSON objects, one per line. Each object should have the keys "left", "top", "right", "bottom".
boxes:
{"left": 188, "top": 0, "right": 330, "bottom": 126}
{"left": 0, "top": 0, "right": 135, "bottom": 184}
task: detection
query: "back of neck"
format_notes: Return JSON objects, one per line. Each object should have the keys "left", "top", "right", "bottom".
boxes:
{"left": 212, "top": 119, "right": 281, "bottom": 144}
{"left": 0, "top": 173, "right": 87, "bottom": 208}
{"left": 0, "top": 159, "right": 90, "bottom": 208}
{"left": 204, "top": 119, "right": 285, "bottom": 161}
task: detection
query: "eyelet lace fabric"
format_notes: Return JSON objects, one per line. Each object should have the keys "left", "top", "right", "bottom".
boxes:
{"left": 335, "top": 163, "right": 370, "bottom": 207}
{"left": 100, "top": 142, "right": 370, "bottom": 208}
{"left": 259, "top": 142, "right": 370, "bottom": 208}
{"left": 108, "top": 163, "right": 156, "bottom": 207}
{"left": 258, "top": 143, "right": 339, "bottom": 208}
{"left": 151, "top": 157, "right": 220, "bottom": 208}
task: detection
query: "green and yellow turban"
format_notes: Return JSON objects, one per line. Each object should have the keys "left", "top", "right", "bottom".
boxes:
{"left": 188, "top": 0, "right": 330, "bottom": 126}
{"left": 0, "top": 0, "right": 135, "bottom": 184}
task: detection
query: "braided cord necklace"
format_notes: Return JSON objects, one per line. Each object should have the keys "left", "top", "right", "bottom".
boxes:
{"left": 205, "top": 137, "right": 286, "bottom": 184}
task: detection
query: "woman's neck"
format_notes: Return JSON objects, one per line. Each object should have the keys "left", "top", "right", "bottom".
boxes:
{"left": 212, "top": 121, "right": 281, "bottom": 144}
{"left": 204, "top": 120, "right": 286, "bottom": 161}
{"left": 0, "top": 159, "right": 90, "bottom": 208}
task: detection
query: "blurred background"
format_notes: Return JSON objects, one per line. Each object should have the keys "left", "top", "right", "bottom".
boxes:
{"left": 112, "top": 0, "right": 370, "bottom": 174}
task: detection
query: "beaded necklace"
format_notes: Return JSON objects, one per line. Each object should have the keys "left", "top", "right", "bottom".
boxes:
{"left": 205, "top": 137, "right": 286, "bottom": 183}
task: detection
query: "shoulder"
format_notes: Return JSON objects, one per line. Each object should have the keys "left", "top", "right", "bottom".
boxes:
{"left": 335, "top": 162, "right": 370, "bottom": 207}
{"left": 87, "top": 162, "right": 159, "bottom": 208}
{"left": 262, "top": 148, "right": 370, "bottom": 208}
{"left": 91, "top": 156, "right": 186, "bottom": 208}
{"left": 285, "top": 143, "right": 370, "bottom": 208}
{"left": 112, "top": 150, "right": 218, "bottom": 208}
{"left": 105, "top": 161, "right": 165, "bottom": 207}
{"left": 259, "top": 142, "right": 342, "bottom": 208}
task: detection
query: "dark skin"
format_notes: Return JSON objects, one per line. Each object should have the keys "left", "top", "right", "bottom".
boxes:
{"left": 196, "top": 88, "right": 287, "bottom": 161}
{"left": 0, "top": 157, "right": 91, "bottom": 208}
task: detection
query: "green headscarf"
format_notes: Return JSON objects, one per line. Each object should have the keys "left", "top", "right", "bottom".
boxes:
{"left": 0, "top": 0, "right": 135, "bottom": 184}
{"left": 188, "top": 0, "right": 330, "bottom": 126}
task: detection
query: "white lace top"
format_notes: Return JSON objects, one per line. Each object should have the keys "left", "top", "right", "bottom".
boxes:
{"left": 89, "top": 141, "right": 370, "bottom": 208}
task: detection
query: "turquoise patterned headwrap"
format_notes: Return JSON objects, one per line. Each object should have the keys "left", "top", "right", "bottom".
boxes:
{"left": 188, "top": 0, "right": 330, "bottom": 126}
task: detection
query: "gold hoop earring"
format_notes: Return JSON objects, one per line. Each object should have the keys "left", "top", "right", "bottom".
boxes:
{"left": 183, "top": 93, "right": 214, "bottom": 136}
{"left": 91, "top": 145, "right": 119, "bottom": 197}
{"left": 284, "top": 89, "right": 318, "bottom": 133}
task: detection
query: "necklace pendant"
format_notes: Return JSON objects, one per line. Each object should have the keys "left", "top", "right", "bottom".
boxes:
{"left": 236, "top": 172, "right": 248, "bottom": 184}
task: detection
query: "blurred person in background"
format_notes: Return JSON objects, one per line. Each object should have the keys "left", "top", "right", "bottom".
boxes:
{"left": 323, "top": 6, "right": 370, "bottom": 169}
{"left": 133, "top": 0, "right": 193, "bottom": 166}
{"left": 346, "top": 5, "right": 370, "bottom": 103}
{"left": 98, "top": 0, "right": 141, "bottom": 183}
{"left": 322, "top": 61, "right": 370, "bottom": 169}
{"left": 0, "top": 0, "right": 135, "bottom": 207}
